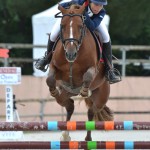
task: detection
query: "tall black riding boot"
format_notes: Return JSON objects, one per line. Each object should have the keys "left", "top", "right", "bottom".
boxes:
{"left": 35, "top": 35, "right": 55, "bottom": 72}
{"left": 102, "top": 41, "right": 121, "bottom": 84}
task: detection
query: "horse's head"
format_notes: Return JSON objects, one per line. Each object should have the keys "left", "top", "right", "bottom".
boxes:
{"left": 58, "top": 4, "right": 86, "bottom": 62}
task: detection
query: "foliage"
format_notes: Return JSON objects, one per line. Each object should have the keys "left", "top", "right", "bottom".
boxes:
{"left": 0, "top": 0, "right": 58, "bottom": 74}
{"left": 0, "top": 0, "right": 57, "bottom": 43}
{"left": 106, "top": 0, "right": 150, "bottom": 45}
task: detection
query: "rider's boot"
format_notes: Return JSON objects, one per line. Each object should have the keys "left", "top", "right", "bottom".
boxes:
{"left": 102, "top": 41, "right": 121, "bottom": 84}
{"left": 35, "top": 35, "right": 55, "bottom": 72}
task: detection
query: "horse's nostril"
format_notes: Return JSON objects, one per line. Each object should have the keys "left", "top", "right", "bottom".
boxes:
{"left": 65, "top": 52, "right": 68, "bottom": 57}
{"left": 65, "top": 51, "right": 77, "bottom": 62}
{"left": 68, "top": 54, "right": 72, "bottom": 59}
{"left": 74, "top": 53, "right": 77, "bottom": 58}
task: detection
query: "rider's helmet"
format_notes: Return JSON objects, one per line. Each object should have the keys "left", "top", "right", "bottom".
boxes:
{"left": 90, "top": 0, "right": 107, "bottom": 5}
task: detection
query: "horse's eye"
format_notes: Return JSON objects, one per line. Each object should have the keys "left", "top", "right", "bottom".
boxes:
{"left": 61, "top": 25, "right": 65, "bottom": 29}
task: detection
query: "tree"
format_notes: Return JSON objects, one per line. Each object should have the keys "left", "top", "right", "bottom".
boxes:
{"left": 0, "top": 0, "right": 57, "bottom": 43}
{"left": 0, "top": 0, "right": 58, "bottom": 74}
{"left": 106, "top": 0, "right": 150, "bottom": 45}
{"left": 106, "top": 0, "right": 150, "bottom": 76}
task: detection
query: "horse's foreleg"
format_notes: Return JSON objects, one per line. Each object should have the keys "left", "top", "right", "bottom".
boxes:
{"left": 80, "top": 67, "right": 96, "bottom": 98}
{"left": 46, "top": 67, "right": 60, "bottom": 97}
{"left": 85, "top": 108, "right": 94, "bottom": 141}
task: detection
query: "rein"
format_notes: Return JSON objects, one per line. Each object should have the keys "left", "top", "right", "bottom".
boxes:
{"left": 69, "top": 62, "right": 73, "bottom": 88}
{"left": 60, "top": 14, "right": 86, "bottom": 51}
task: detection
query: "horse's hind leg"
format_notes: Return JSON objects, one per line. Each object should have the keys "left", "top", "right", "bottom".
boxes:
{"left": 85, "top": 108, "right": 94, "bottom": 141}
{"left": 84, "top": 82, "right": 113, "bottom": 142}
{"left": 93, "top": 82, "right": 114, "bottom": 121}
{"left": 65, "top": 98, "right": 74, "bottom": 121}
{"left": 60, "top": 98, "right": 74, "bottom": 141}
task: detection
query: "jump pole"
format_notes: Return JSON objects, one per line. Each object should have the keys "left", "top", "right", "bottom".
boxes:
{"left": 0, "top": 141, "right": 149, "bottom": 149}
{"left": 0, "top": 121, "right": 150, "bottom": 131}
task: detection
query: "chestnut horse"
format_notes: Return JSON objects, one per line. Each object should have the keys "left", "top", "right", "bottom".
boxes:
{"left": 46, "top": 3, "right": 113, "bottom": 141}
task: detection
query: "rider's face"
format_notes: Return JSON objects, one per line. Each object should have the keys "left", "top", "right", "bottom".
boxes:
{"left": 90, "top": 3, "right": 103, "bottom": 14}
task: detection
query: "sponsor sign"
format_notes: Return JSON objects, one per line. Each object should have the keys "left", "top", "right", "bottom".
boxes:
{"left": 0, "top": 67, "right": 21, "bottom": 85}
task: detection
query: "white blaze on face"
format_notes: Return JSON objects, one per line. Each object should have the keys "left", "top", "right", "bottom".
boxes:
{"left": 70, "top": 20, "right": 74, "bottom": 45}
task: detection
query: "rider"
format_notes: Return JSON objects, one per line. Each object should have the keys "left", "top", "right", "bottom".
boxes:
{"left": 35, "top": 0, "right": 121, "bottom": 84}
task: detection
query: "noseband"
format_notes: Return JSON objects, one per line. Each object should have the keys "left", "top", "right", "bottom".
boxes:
{"left": 60, "top": 14, "right": 86, "bottom": 51}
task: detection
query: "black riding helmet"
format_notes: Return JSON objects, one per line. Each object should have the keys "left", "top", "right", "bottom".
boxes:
{"left": 90, "top": 0, "right": 107, "bottom": 5}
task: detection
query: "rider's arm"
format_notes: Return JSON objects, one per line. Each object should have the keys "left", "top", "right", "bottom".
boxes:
{"left": 84, "top": 9, "right": 106, "bottom": 31}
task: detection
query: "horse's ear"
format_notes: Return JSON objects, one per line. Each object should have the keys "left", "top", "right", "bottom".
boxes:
{"left": 58, "top": 4, "right": 67, "bottom": 14}
{"left": 79, "top": 3, "right": 86, "bottom": 14}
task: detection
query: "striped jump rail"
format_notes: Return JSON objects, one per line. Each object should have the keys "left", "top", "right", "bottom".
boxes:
{"left": 0, "top": 121, "right": 150, "bottom": 131}
{"left": 0, "top": 141, "right": 149, "bottom": 149}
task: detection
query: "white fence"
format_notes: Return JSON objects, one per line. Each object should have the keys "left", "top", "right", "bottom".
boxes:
{"left": 0, "top": 43, "right": 150, "bottom": 76}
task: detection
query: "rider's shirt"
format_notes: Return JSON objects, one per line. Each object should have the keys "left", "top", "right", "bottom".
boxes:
{"left": 60, "top": 0, "right": 106, "bottom": 31}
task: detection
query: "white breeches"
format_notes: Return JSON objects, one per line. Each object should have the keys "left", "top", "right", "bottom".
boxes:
{"left": 96, "top": 20, "right": 110, "bottom": 43}
{"left": 50, "top": 18, "right": 110, "bottom": 43}
{"left": 50, "top": 18, "right": 61, "bottom": 42}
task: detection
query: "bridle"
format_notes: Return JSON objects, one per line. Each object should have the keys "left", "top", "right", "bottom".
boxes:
{"left": 56, "top": 13, "right": 86, "bottom": 51}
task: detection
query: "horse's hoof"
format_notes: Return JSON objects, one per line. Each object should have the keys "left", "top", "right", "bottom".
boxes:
{"left": 80, "top": 90, "right": 92, "bottom": 98}
{"left": 85, "top": 136, "right": 92, "bottom": 141}
{"left": 50, "top": 87, "right": 60, "bottom": 97}
{"left": 60, "top": 135, "right": 71, "bottom": 141}
{"left": 60, "top": 131, "right": 71, "bottom": 141}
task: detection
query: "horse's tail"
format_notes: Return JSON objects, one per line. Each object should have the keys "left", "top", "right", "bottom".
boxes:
{"left": 93, "top": 105, "right": 114, "bottom": 121}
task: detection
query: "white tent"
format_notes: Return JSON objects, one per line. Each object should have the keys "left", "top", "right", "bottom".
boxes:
{"left": 32, "top": 0, "right": 110, "bottom": 77}
{"left": 32, "top": 0, "right": 71, "bottom": 77}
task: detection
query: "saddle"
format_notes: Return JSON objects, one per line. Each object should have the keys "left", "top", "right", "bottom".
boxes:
{"left": 90, "top": 31, "right": 103, "bottom": 62}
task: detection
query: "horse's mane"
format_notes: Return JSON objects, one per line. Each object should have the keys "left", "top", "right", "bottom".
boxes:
{"left": 68, "top": 4, "right": 82, "bottom": 14}
{"left": 69, "top": 4, "right": 81, "bottom": 9}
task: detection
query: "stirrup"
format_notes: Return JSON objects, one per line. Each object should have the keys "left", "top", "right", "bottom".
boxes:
{"left": 106, "top": 68, "right": 121, "bottom": 84}
{"left": 35, "top": 58, "right": 49, "bottom": 72}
